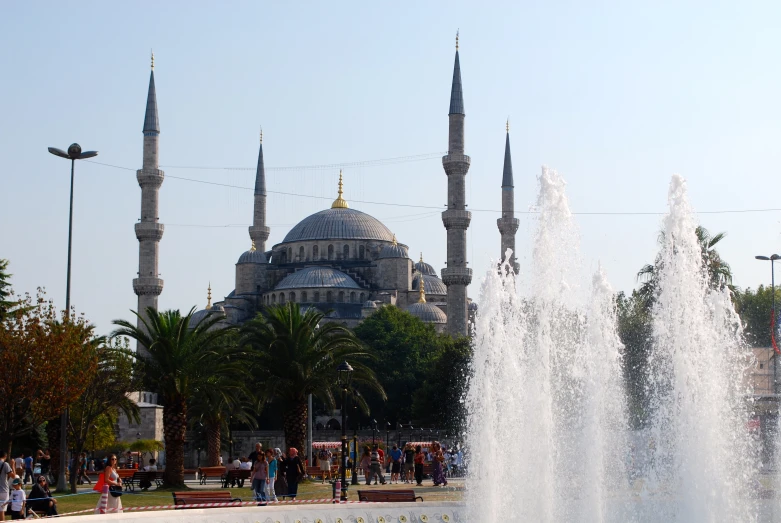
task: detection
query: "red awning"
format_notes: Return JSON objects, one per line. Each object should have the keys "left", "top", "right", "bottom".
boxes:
{"left": 312, "top": 442, "right": 342, "bottom": 449}
{"left": 406, "top": 442, "right": 433, "bottom": 447}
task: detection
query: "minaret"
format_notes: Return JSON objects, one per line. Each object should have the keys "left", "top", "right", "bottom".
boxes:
{"left": 133, "top": 52, "right": 164, "bottom": 357}
{"left": 248, "top": 128, "right": 270, "bottom": 251}
{"left": 497, "top": 119, "right": 519, "bottom": 274}
{"left": 441, "top": 32, "right": 472, "bottom": 337}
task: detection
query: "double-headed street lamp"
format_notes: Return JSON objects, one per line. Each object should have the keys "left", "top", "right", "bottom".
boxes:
{"left": 47, "top": 143, "right": 98, "bottom": 492}
{"left": 756, "top": 254, "right": 781, "bottom": 395}
{"left": 336, "top": 361, "right": 353, "bottom": 502}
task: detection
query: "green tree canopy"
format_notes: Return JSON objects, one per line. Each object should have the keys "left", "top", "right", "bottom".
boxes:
{"left": 733, "top": 285, "right": 780, "bottom": 348}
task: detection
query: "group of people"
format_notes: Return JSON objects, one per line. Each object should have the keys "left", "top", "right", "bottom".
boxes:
{"left": 358, "top": 441, "right": 456, "bottom": 487}
{"left": 0, "top": 450, "right": 58, "bottom": 520}
{"left": 243, "top": 443, "right": 306, "bottom": 503}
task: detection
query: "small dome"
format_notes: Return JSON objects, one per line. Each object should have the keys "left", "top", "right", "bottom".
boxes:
{"left": 412, "top": 274, "right": 447, "bottom": 295}
{"left": 378, "top": 243, "right": 409, "bottom": 259}
{"left": 406, "top": 302, "right": 447, "bottom": 324}
{"left": 238, "top": 249, "right": 267, "bottom": 264}
{"left": 363, "top": 301, "right": 378, "bottom": 309}
{"left": 190, "top": 307, "right": 224, "bottom": 327}
{"left": 414, "top": 255, "right": 437, "bottom": 276}
{"left": 275, "top": 266, "right": 361, "bottom": 290}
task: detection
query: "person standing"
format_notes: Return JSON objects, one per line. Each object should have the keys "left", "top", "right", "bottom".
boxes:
{"left": 403, "top": 444, "right": 415, "bottom": 484}
{"left": 250, "top": 453, "right": 268, "bottom": 503}
{"left": 0, "top": 451, "right": 17, "bottom": 522}
{"left": 22, "top": 455, "right": 32, "bottom": 486}
{"left": 283, "top": 448, "right": 305, "bottom": 499}
{"left": 77, "top": 452, "right": 92, "bottom": 485}
{"left": 8, "top": 479, "right": 24, "bottom": 520}
{"left": 359, "top": 447, "right": 371, "bottom": 485}
{"left": 413, "top": 445, "right": 425, "bottom": 487}
{"left": 96, "top": 455, "right": 123, "bottom": 514}
{"left": 431, "top": 442, "right": 447, "bottom": 487}
{"left": 29, "top": 475, "right": 57, "bottom": 517}
{"left": 317, "top": 448, "right": 332, "bottom": 484}
{"left": 265, "top": 449, "right": 278, "bottom": 502}
{"left": 369, "top": 445, "right": 386, "bottom": 485}
{"left": 248, "top": 443, "right": 263, "bottom": 468}
{"left": 273, "top": 449, "right": 287, "bottom": 498}
{"left": 389, "top": 445, "right": 402, "bottom": 484}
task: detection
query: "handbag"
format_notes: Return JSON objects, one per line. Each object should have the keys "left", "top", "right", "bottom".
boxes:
{"left": 109, "top": 485, "right": 123, "bottom": 498}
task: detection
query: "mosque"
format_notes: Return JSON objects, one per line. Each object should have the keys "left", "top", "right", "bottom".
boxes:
{"left": 131, "top": 38, "right": 519, "bottom": 343}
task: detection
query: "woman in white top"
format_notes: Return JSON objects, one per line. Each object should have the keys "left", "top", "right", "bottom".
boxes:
{"left": 95, "top": 455, "right": 122, "bottom": 514}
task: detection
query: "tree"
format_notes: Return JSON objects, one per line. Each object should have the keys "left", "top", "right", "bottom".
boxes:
{"left": 112, "top": 307, "right": 240, "bottom": 487}
{"left": 66, "top": 336, "right": 141, "bottom": 492}
{"left": 353, "top": 305, "right": 442, "bottom": 425}
{"left": 240, "top": 303, "right": 385, "bottom": 453}
{"left": 0, "top": 259, "right": 14, "bottom": 321}
{"left": 637, "top": 226, "right": 732, "bottom": 308}
{"left": 616, "top": 290, "right": 653, "bottom": 428}
{"left": 412, "top": 336, "right": 471, "bottom": 435}
{"left": 0, "top": 290, "right": 97, "bottom": 454}
{"left": 733, "top": 285, "right": 780, "bottom": 348}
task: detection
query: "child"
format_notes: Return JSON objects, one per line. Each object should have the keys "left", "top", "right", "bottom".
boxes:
{"left": 9, "top": 478, "right": 25, "bottom": 520}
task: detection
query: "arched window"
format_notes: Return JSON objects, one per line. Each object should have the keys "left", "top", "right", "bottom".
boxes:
{"left": 289, "top": 292, "right": 295, "bottom": 302}
{"left": 272, "top": 294, "right": 277, "bottom": 303}
{"left": 313, "top": 245, "right": 319, "bottom": 259}
{"left": 359, "top": 245, "right": 365, "bottom": 259}
{"left": 326, "top": 291, "right": 333, "bottom": 302}
{"left": 338, "top": 291, "right": 344, "bottom": 303}
{"left": 350, "top": 292, "right": 356, "bottom": 303}
{"left": 299, "top": 246, "right": 305, "bottom": 261}
{"left": 343, "top": 245, "right": 349, "bottom": 259}
{"left": 314, "top": 291, "right": 320, "bottom": 302}
{"left": 287, "top": 247, "right": 292, "bottom": 262}
{"left": 279, "top": 293, "right": 285, "bottom": 304}
{"left": 328, "top": 245, "right": 334, "bottom": 260}
{"left": 280, "top": 251, "right": 287, "bottom": 264}
{"left": 301, "top": 291, "right": 308, "bottom": 302}
{"left": 360, "top": 292, "right": 365, "bottom": 302}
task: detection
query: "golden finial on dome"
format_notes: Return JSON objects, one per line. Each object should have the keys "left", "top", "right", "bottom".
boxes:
{"left": 506, "top": 117, "right": 510, "bottom": 133}
{"left": 392, "top": 234, "right": 398, "bottom": 246}
{"left": 151, "top": 50, "right": 155, "bottom": 71}
{"left": 420, "top": 252, "right": 424, "bottom": 263}
{"left": 250, "top": 239, "right": 256, "bottom": 252}
{"left": 455, "top": 30, "right": 459, "bottom": 51}
{"left": 418, "top": 274, "right": 427, "bottom": 304}
{"left": 331, "top": 170, "right": 349, "bottom": 209}
{"left": 206, "top": 282, "right": 212, "bottom": 309}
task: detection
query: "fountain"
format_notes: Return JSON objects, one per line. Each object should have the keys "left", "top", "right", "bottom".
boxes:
{"left": 466, "top": 169, "right": 771, "bottom": 522}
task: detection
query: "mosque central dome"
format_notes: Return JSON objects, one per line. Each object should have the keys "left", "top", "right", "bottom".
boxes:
{"left": 281, "top": 207, "right": 394, "bottom": 244}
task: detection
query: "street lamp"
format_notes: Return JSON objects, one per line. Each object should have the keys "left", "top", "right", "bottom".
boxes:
{"left": 372, "top": 419, "right": 377, "bottom": 445}
{"left": 351, "top": 399, "right": 359, "bottom": 486}
{"left": 336, "top": 361, "right": 353, "bottom": 502}
{"left": 48, "top": 143, "right": 98, "bottom": 491}
{"left": 756, "top": 254, "right": 781, "bottom": 394}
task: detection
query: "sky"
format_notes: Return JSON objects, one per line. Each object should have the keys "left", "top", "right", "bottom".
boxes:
{"left": 3, "top": 1, "right": 781, "bottom": 335}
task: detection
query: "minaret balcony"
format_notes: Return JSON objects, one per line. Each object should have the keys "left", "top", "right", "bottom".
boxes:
{"left": 441, "top": 267, "right": 473, "bottom": 286}
{"left": 442, "top": 210, "right": 472, "bottom": 230}
{"left": 249, "top": 225, "right": 271, "bottom": 241}
{"left": 442, "top": 154, "right": 471, "bottom": 175}
{"left": 497, "top": 217, "right": 520, "bottom": 235}
{"left": 136, "top": 169, "right": 165, "bottom": 188}
{"left": 135, "top": 222, "right": 165, "bottom": 241}
{"left": 133, "top": 277, "right": 164, "bottom": 296}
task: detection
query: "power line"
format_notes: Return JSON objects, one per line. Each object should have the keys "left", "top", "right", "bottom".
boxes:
{"left": 83, "top": 159, "right": 781, "bottom": 216}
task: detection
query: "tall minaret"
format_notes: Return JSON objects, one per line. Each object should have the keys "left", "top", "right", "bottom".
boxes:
{"left": 248, "top": 129, "right": 270, "bottom": 251}
{"left": 497, "top": 119, "right": 519, "bottom": 274}
{"left": 132, "top": 52, "right": 164, "bottom": 357}
{"left": 441, "top": 32, "right": 472, "bottom": 337}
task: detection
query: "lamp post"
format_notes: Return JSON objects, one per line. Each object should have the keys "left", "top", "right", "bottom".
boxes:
{"left": 91, "top": 424, "right": 97, "bottom": 460}
{"left": 756, "top": 254, "right": 781, "bottom": 394}
{"left": 372, "top": 419, "right": 377, "bottom": 445}
{"left": 351, "top": 400, "right": 359, "bottom": 486}
{"left": 336, "top": 361, "right": 353, "bottom": 502}
{"left": 48, "top": 143, "right": 98, "bottom": 491}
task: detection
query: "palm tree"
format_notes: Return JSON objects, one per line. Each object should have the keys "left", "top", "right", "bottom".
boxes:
{"left": 112, "top": 307, "right": 240, "bottom": 487}
{"left": 240, "top": 303, "right": 385, "bottom": 452}
{"left": 637, "top": 225, "right": 732, "bottom": 308}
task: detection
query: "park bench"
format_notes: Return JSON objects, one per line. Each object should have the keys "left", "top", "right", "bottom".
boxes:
{"left": 357, "top": 489, "right": 423, "bottom": 502}
{"left": 307, "top": 465, "right": 342, "bottom": 480}
{"left": 116, "top": 469, "right": 137, "bottom": 491}
{"left": 198, "top": 466, "right": 227, "bottom": 485}
{"left": 172, "top": 491, "right": 241, "bottom": 509}
{"left": 127, "top": 470, "right": 163, "bottom": 491}
{"left": 222, "top": 469, "right": 251, "bottom": 488}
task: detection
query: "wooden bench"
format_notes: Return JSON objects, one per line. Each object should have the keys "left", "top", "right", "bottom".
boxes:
{"left": 116, "top": 469, "right": 137, "bottom": 491}
{"left": 129, "top": 470, "right": 163, "bottom": 491}
{"left": 172, "top": 491, "right": 241, "bottom": 510}
{"left": 357, "top": 489, "right": 423, "bottom": 502}
{"left": 198, "top": 466, "right": 227, "bottom": 485}
{"left": 222, "top": 469, "right": 251, "bottom": 488}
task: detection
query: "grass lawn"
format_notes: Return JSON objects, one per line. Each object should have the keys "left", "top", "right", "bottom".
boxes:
{"left": 50, "top": 478, "right": 464, "bottom": 516}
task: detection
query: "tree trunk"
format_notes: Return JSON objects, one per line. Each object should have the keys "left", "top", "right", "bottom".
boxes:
{"left": 206, "top": 421, "right": 221, "bottom": 467}
{"left": 46, "top": 418, "right": 61, "bottom": 487}
{"left": 162, "top": 397, "right": 187, "bottom": 487}
{"left": 282, "top": 400, "right": 308, "bottom": 456}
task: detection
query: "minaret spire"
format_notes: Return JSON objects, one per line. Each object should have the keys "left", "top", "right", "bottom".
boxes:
{"left": 498, "top": 121, "right": 519, "bottom": 274}
{"left": 206, "top": 283, "right": 212, "bottom": 309}
{"left": 331, "top": 170, "right": 349, "bottom": 209}
{"left": 249, "top": 127, "right": 270, "bottom": 252}
{"left": 133, "top": 54, "right": 165, "bottom": 358}
{"left": 441, "top": 34, "right": 472, "bottom": 336}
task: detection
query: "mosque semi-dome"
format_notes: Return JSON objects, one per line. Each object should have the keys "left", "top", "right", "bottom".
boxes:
{"left": 378, "top": 237, "right": 409, "bottom": 259}
{"left": 412, "top": 273, "right": 447, "bottom": 295}
{"left": 237, "top": 242, "right": 267, "bottom": 264}
{"left": 406, "top": 301, "right": 447, "bottom": 324}
{"left": 275, "top": 266, "right": 362, "bottom": 290}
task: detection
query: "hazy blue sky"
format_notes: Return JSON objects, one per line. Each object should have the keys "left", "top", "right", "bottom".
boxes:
{"left": 3, "top": 1, "right": 781, "bottom": 334}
